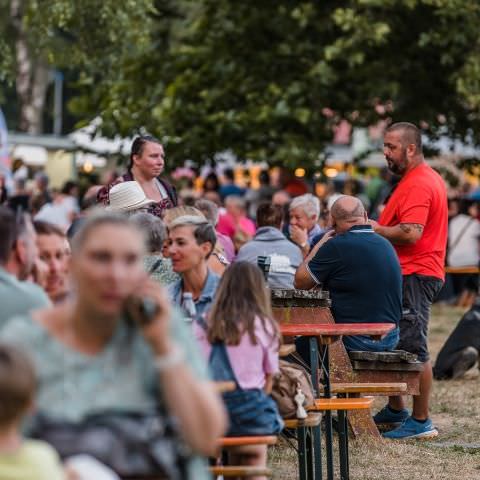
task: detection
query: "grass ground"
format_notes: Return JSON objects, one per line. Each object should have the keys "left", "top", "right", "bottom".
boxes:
{"left": 269, "top": 305, "right": 480, "bottom": 479}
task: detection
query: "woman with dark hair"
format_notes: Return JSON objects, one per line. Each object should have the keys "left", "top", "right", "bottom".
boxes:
{"left": 97, "top": 135, "right": 178, "bottom": 218}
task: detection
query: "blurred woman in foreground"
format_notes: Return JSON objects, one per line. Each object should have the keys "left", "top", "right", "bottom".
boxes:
{"left": 0, "top": 211, "right": 226, "bottom": 479}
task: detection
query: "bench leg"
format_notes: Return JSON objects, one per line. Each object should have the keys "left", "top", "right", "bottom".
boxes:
{"left": 324, "top": 412, "right": 334, "bottom": 480}
{"left": 313, "top": 423, "right": 323, "bottom": 480}
{"left": 298, "top": 425, "right": 309, "bottom": 480}
{"left": 305, "top": 427, "right": 314, "bottom": 480}
{"left": 338, "top": 410, "right": 349, "bottom": 480}
{"left": 318, "top": 342, "right": 334, "bottom": 480}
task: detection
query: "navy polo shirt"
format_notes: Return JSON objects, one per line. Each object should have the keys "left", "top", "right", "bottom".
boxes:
{"left": 307, "top": 225, "right": 402, "bottom": 325}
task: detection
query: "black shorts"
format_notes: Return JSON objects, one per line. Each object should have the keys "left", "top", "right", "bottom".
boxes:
{"left": 397, "top": 274, "right": 443, "bottom": 363}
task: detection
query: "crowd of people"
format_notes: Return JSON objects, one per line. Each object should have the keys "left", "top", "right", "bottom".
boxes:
{"left": 0, "top": 121, "right": 478, "bottom": 479}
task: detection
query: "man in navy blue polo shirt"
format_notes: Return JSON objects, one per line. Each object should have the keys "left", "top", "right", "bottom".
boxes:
{"left": 295, "top": 195, "right": 402, "bottom": 351}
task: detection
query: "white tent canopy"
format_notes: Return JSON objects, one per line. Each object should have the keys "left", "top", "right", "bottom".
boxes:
{"left": 12, "top": 145, "right": 48, "bottom": 166}
{"left": 68, "top": 118, "right": 132, "bottom": 156}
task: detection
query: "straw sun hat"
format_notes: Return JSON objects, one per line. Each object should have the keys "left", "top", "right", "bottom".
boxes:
{"left": 107, "top": 181, "right": 155, "bottom": 212}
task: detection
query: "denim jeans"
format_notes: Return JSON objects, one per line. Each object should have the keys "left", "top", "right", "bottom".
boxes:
{"left": 343, "top": 327, "right": 400, "bottom": 352}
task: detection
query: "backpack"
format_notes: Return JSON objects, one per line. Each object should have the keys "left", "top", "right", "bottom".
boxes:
{"left": 271, "top": 359, "right": 316, "bottom": 419}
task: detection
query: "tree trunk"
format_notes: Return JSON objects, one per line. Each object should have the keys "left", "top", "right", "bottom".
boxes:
{"left": 10, "top": 0, "right": 50, "bottom": 134}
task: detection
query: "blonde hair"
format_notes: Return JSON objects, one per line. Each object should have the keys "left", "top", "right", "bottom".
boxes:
{"left": 163, "top": 206, "right": 205, "bottom": 226}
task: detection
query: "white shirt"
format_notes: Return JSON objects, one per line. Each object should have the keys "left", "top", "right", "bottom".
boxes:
{"left": 447, "top": 214, "right": 480, "bottom": 267}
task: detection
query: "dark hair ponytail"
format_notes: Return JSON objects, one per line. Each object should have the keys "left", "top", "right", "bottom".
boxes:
{"left": 128, "top": 135, "right": 162, "bottom": 171}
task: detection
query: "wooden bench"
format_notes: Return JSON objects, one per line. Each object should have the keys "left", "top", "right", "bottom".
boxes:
{"left": 445, "top": 266, "right": 480, "bottom": 274}
{"left": 310, "top": 397, "right": 374, "bottom": 412}
{"left": 271, "top": 292, "right": 423, "bottom": 438}
{"left": 283, "top": 413, "right": 322, "bottom": 480}
{"left": 347, "top": 351, "right": 423, "bottom": 396}
{"left": 319, "top": 382, "right": 407, "bottom": 396}
{"left": 327, "top": 345, "right": 423, "bottom": 437}
{"left": 283, "top": 413, "right": 323, "bottom": 429}
{"left": 332, "top": 349, "right": 422, "bottom": 391}
{"left": 310, "top": 397, "right": 374, "bottom": 480}
{"left": 213, "top": 436, "right": 277, "bottom": 479}
{"left": 218, "top": 436, "right": 278, "bottom": 448}
{"left": 209, "top": 466, "right": 272, "bottom": 478}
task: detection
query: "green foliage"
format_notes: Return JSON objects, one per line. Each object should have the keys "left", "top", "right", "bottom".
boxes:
{"left": 2, "top": 0, "right": 480, "bottom": 167}
{"left": 0, "top": 0, "right": 154, "bottom": 110}
{"left": 77, "top": 0, "right": 480, "bottom": 167}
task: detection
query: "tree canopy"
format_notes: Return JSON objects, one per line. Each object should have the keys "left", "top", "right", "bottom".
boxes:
{"left": 2, "top": 0, "right": 480, "bottom": 167}
{"left": 0, "top": 0, "right": 154, "bottom": 132}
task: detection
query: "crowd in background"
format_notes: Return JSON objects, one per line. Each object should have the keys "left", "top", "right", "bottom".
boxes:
{"left": 0, "top": 132, "right": 479, "bottom": 479}
{"left": 1, "top": 148, "right": 479, "bottom": 307}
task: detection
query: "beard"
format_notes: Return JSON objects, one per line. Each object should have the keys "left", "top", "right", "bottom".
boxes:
{"left": 386, "top": 149, "right": 408, "bottom": 175}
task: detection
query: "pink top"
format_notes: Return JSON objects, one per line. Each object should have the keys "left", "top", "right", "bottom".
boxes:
{"left": 216, "top": 213, "right": 256, "bottom": 239}
{"left": 194, "top": 316, "right": 279, "bottom": 390}
{"left": 217, "top": 232, "right": 236, "bottom": 262}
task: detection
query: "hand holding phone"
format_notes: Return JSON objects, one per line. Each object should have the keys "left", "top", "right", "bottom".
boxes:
{"left": 125, "top": 296, "right": 159, "bottom": 327}
{"left": 125, "top": 278, "right": 172, "bottom": 354}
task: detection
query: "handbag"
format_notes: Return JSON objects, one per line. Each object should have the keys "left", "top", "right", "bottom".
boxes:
{"left": 271, "top": 359, "right": 315, "bottom": 419}
{"left": 29, "top": 409, "right": 189, "bottom": 479}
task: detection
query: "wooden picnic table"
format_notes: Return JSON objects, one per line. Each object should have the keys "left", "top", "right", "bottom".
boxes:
{"left": 280, "top": 323, "right": 395, "bottom": 342}
{"left": 279, "top": 322, "right": 395, "bottom": 395}
{"left": 279, "top": 322, "right": 395, "bottom": 480}
{"left": 445, "top": 266, "right": 479, "bottom": 274}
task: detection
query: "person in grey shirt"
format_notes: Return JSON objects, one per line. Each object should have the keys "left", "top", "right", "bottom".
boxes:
{"left": 129, "top": 212, "right": 179, "bottom": 286}
{"left": 235, "top": 203, "right": 303, "bottom": 289}
{"left": 0, "top": 207, "right": 50, "bottom": 327}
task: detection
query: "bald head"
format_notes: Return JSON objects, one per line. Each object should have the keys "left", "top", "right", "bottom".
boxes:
{"left": 331, "top": 196, "right": 365, "bottom": 220}
{"left": 330, "top": 195, "right": 368, "bottom": 233}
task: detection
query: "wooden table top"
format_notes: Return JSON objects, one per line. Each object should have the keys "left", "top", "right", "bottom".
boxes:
{"left": 280, "top": 322, "right": 395, "bottom": 339}
{"left": 445, "top": 266, "right": 479, "bottom": 274}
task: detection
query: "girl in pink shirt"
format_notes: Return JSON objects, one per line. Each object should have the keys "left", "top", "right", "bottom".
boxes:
{"left": 194, "top": 262, "right": 282, "bottom": 476}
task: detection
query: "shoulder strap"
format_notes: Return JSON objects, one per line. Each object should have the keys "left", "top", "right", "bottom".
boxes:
{"left": 148, "top": 259, "right": 163, "bottom": 275}
{"left": 198, "top": 315, "right": 239, "bottom": 386}
{"left": 157, "top": 178, "right": 178, "bottom": 206}
{"left": 449, "top": 217, "right": 475, "bottom": 253}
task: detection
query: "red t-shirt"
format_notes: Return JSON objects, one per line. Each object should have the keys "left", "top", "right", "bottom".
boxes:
{"left": 379, "top": 162, "right": 448, "bottom": 280}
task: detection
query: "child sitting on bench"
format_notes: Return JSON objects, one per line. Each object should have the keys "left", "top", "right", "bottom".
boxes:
{"left": 194, "top": 262, "right": 283, "bottom": 479}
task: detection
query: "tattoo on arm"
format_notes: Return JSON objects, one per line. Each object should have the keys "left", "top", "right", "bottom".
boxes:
{"left": 399, "top": 223, "right": 424, "bottom": 235}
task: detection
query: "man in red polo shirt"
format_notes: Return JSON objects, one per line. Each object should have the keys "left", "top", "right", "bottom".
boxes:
{"left": 371, "top": 122, "right": 447, "bottom": 439}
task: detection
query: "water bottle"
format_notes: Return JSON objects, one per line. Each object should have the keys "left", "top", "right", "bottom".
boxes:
{"left": 181, "top": 292, "right": 197, "bottom": 323}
